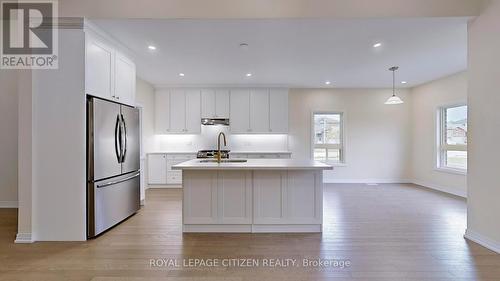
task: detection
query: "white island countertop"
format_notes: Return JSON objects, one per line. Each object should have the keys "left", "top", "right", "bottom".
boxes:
{"left": 172, "top": 159, "right": 333, "bottom": 170}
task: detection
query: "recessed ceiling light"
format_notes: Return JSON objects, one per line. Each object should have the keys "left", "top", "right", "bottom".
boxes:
{"left": 179, "top": 73, "right": 185, "bottom": 77}
{"left": 401, "top": 81, "right": 407, "bottom": 84}
{"left": 246, "top": 73, "right": 252, "bottom": 77}
{"left": 325, "top": 81, "right": 331, "bottom": 85}
{"left": 373, "top": 42, "right": 382, "bottom": 48}
{"left": 239, "top": 43, "right": 249, "bottom": 50}
{"left": 148, "top": 45, "right": 156, "bottom": 50}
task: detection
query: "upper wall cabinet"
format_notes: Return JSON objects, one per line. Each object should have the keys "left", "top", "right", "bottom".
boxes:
{"left": 201, "top": 89, "right": 230, "bottom": 118}
{"left": 269, "top": 89, "right": 289, "bottom": 133}
{"left": 85, "top": 32, "right": 136, "bottom": 106}
{"left": 230, "top": 88, "right": 289, "bottom": 134}
{"left": 155, "top": 89, "right": 201, "bottom": 134}
{"left": 230, "top": 89, "right": 251, "bottom": 133}
{"left": 114, "top": 52, "right": 136, "bottom": 105}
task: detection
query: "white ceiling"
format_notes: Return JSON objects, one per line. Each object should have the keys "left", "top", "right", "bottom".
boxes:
{"left": 93, "top": 18, "right": 468, "bottom": 88}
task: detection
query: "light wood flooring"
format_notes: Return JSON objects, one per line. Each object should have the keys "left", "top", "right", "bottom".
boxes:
{"left": 1, "top": 183, "right": 499, "bottom": 281}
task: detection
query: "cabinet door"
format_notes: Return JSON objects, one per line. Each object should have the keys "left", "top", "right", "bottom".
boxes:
{"left": 215, "top": 89, "right": 230, "bottom": 118}
{"left": 286, "top": 171, "right": 322, "bottom": 224}
{"left": 230, "top": 89, "right": 251, "bottom": 133}
{"left": 155, "top": 90, "right": 170, "bottom": 133}
{"left": 85, "top": 34, "right": 114, "bottom": 100}
{"left": 183, "top": 171, "right": 218, "bottom": 224}
{"left": 114, "top": 52, "right": 136, "bottom": 105}
{"left": 169, "top": 89, "right": 186, "bottom": 133}
{"left": 269, "top": 89, "right": 289, "bottom": 133}
{"left": 185, "top": 89, "right": 201, "bottom": 133}
{"left": 147, "top": 154, "right": 167, "bottom": 184}
{"left": 201, "top": 89, "right": 216, "bottom": 118}
{"left": 218, "top": 171, "right": 252, "bottom": 224}
{"left": 250, "top": 89, "right": 270, "bottom": 133}
{"left": 253, "top": 171, "right": 286, "bottom": 224}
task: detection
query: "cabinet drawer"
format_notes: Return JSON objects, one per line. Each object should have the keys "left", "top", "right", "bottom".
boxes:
{"left": 167, "top": 171, "right": 182, "bottom": 184}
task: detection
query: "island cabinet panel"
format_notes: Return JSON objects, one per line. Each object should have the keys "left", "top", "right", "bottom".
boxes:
{"left": 183, "top": 171, "right": 218, "bottom": 224}
{"left": 286, "top": 171, "right": 323, "bottom": 224}
{"left": 253, "top": 171, "right": 287, "bottom": 224}
{"left": 253, "top": 170, "right": 323, "bottom": 225}
{"left": 218, "top": 171, "right": 253, "bottom": 224}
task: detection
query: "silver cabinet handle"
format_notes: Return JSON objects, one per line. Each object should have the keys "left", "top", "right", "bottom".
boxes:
{"left": 97, "top": 172, "right": 140, "bottom": 188}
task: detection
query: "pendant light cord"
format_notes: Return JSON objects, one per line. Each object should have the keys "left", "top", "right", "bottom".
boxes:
{"left": 392, "top": 68, "right": 396, "bottom": 96}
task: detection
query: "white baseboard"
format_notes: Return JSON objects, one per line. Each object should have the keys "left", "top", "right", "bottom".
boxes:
{"left": 0, "top": 201, "right": 18, "bottom": 208}
{"left": 465, "top": 229, "right": 500, "bottom": 254}
{"left": 15, "top": 233, "right": 34, "bottom": 243}
{"left": 324, "top": 178, "right": 411, "bottom": 184}
{"left": 412, "top": 179, "right": 467, "bottom": 198}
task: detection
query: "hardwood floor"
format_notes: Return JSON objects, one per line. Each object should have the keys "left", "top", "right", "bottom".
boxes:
{"left": 1, "top": 183, "right": 499, "bottom": 280}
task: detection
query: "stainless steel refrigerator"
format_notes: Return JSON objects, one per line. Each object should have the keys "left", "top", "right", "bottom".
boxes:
{"left": 87, "top": 96, "right": 140, "bottom": 238}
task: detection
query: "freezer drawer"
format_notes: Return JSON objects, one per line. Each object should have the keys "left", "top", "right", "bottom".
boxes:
{"left": 89, "top": 172, "right": 140, "bottom": 237}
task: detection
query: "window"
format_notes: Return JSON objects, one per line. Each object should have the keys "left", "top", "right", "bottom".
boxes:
{"left": 438, "top": 105, "right": 467, "bottom": 171}
{"left": 313, "top": 112, "right": 344, "bottom": 163}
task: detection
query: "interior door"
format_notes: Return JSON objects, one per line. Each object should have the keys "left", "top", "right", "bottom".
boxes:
{"left": 120, "top": 105, "right": 140, "bottom": 174}
{"left": 92, "top": 98, "right": 122, "bottom": 181}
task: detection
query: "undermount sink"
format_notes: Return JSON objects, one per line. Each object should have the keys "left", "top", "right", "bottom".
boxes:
{"left": 199, "top": 159, "right": 248, "bottom": 163}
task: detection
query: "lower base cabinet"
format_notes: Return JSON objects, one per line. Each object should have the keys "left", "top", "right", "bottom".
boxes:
{"left": 147, "top": 153, "right": 196, "bottom": 186}
{"left": 182, "top": 169, "right": 323, "bottom": 232}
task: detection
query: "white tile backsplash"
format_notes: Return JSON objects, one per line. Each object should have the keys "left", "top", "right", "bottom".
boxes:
{"left": 154, "top": 125, "right": 288, "bottom": 152}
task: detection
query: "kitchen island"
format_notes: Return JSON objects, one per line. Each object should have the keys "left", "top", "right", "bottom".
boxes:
{"left": 172, "top": 159, "right": 332, "bottom": 233}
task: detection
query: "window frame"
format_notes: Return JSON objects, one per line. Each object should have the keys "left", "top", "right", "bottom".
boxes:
{"left": 311, "top": 111, "right": 346, "bottom": 164}
{"left": 436, "top": 103, "right": 467, "bottom": 173}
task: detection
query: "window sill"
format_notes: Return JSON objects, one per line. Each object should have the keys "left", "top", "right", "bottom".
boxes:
{"left": 434, "top": 167, "right": 467, "bottom": 176}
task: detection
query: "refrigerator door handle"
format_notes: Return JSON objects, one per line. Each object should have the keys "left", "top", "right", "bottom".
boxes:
{"left": 114, "top": 114, "right": 121, "bottom": 163}
{"left": 120, "top": 114, "right": 127, "bottom": 163}
{"left": 96, "top": 172, "right": 141, "bottom": 188}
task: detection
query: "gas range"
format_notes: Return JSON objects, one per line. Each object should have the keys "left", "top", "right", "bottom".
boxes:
{"left": 197, "top": 150, "right": 230, "bottom": 159}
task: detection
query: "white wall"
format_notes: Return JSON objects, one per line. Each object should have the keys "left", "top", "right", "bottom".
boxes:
{"left": 136, "top": 78, "right": 156, "bottom": 154}
{"left": 0, "top": 70, "right": 19, "bottom": 207}
{"left": 465, "top": 0, "right": 500, "bottom": 252}
{"left": 410, "top": 72, "right": 467, "bottom": 197}
{"left": 288, "top": 88, "right": 412, "bottom": 183}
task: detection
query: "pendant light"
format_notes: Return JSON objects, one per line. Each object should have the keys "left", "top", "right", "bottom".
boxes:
{"left": 385, "top": 66, "right": 404, "bottom": 105}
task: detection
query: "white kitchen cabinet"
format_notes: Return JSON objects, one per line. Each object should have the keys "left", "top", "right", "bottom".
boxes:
{"left": 155, "top": 89, "right": 200, "bottom": 134}
{"left": 250, "top": 89, "right": 270, "bottom": 133}
{"left": 169, "top": 90, "right": 186, "bottom": 133}
{"left": 85, "top": 33, "right": 136, "bottom": 106}
{"left": 147, "top": 154, "right": 167, "bottom": 185}
{"left": 269, "top": 89, "right": 289, "bottom": 133}
{"left": 201, "top": 89, "right": 230, "bottom": 118}
{"left": 230, "top": 88, "right": 288, "bottom": 134}
{"left": 229, "top": 89, "right": 251, "bottom": 133}
{"left": 218, "top": 171, "right": 253, "bottom": 224}
{"left": 253, "top": 170, "right": 322, "bottom": 225}
{"left": 183, "top": 171, "right": 219, "bottom": 224}
{"left": 183, "top": 170, "right": 252, "bottom": 225}
{"left": 114, "top": 52, "right": 136, "bottom": 105}
{"left": 201, "top": 89, "right": 216, "bottom": 118}
{"left": 85, "top": 34, "right": 114, "bottom": 100}
{"left": 155, "top": 90, "right": 170, "bottom": 134}
{"left": 216, "top": 89, "right": 230, "bottom": 118}
{"left": 166, "top": 153, "right": 196, "bottom": 185}
{"left": 185, "top": 89, "right": 201, "bottom": 133}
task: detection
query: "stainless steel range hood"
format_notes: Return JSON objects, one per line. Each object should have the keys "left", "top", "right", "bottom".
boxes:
{"left": 201, "top": 118, "right": 230, "bottom": 126}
